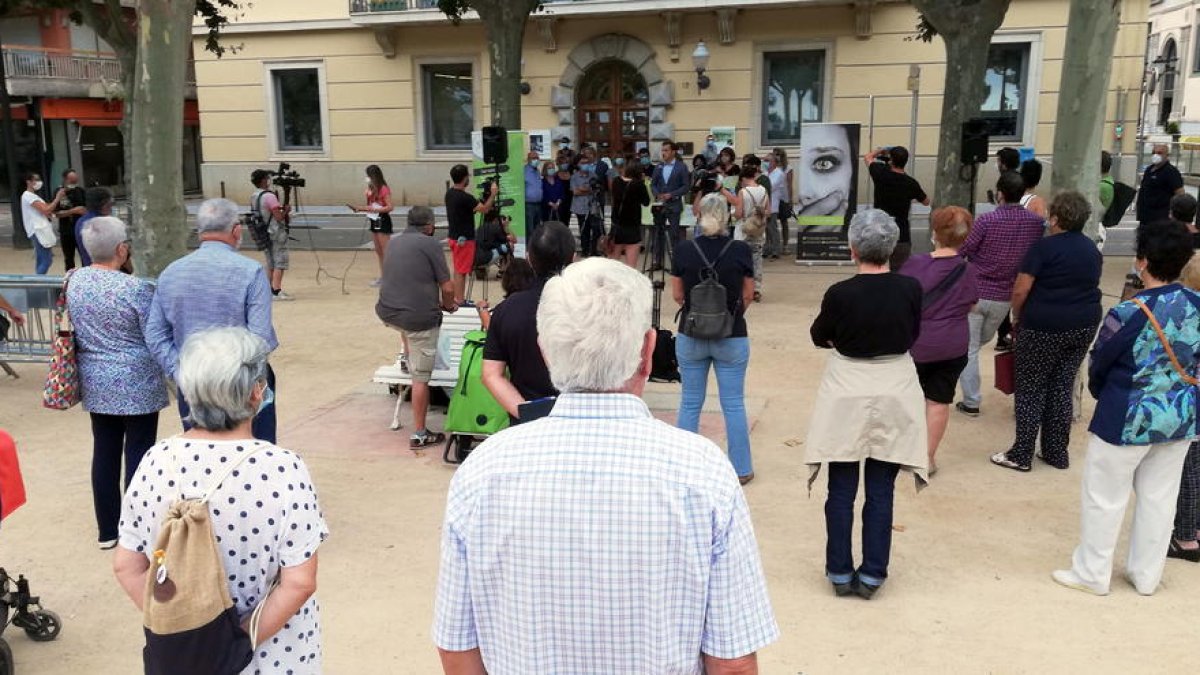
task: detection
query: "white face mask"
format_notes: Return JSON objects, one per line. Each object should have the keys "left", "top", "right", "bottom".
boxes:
{"left": 365, "top": 176, "right": 373, "bottom": 184}
{"left": 31, "top": 181, "right": 43, "bottom": 191}
{"left": 1151, "top": 154, "right": 1165, "bottom": 165}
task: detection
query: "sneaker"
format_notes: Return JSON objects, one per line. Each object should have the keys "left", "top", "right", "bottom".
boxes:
{"left": 1051, "top": 569, "right": 1108, "bottom": 596}
{"left": 98, "top": 539, "right": 118, "bottom": 551}
{"left": 1123, "top": 572, "right": 1157, "bottom": 596}
{"left": 399, "top": 354, "right": 410, "bottom": 375}
{"left": 369, "top": 278, "right": 383, "bottom": 288}
{"left": 273, "top": 291, "right": 295, "bottom": 301}
{"left": 854, "top": 579, "right": 881, "bottom": 600}
{"left": 955, "top": 402, "right": 980, "bottom": 417}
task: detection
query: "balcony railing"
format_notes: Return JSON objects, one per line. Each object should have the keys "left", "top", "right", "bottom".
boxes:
{"left": 349, "top": 0, "right": 588, "bottom": 12}
{"left": 2, "top": 46, "right": 196, "bottom": 86}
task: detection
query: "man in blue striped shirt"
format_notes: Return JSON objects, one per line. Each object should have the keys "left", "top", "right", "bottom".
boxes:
{"left": 433, "top": 258, "right": 778, "bottom": 674}
{"left": 144, "top": 198, "right": 279, "bottom": 442}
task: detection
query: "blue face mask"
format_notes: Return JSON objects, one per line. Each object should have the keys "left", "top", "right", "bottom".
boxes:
{"left": 529, "top": 160, "right": 539, "bottom": 169}
{"left": 615, "top": 158, "right": 625, "bottom": 167}
{"left": 580, "top": 163, "right": 594, "bottom": 173}
{"left": 558, "top": 164, "right": 569, "bottom": 172}
{"left": 640, "top": 157, "right": 652, "bottom": 166}
{"left": 256, "top": 384, "right": 274, "bottom": 415}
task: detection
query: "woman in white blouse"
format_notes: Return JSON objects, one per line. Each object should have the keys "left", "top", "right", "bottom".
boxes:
{"left": 113, "top": 327, "right": 329, "bottom": 673}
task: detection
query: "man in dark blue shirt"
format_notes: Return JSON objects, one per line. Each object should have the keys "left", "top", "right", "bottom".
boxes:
{"left": 1136, "top": 144, "right": 1185, "bottom": 226}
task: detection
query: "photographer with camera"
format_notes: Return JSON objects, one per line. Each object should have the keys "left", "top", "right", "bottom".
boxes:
{"left": 251, "top": 169, "right": 294, "bottom": 300}
{"left": 865, "top": 146, "right": 929, "bottom": 271}
{"left": 570, "top": 148, "right": 605, "bottom": 257}
{"left": 446, "top": 164, "right": 499, "bottom": 306}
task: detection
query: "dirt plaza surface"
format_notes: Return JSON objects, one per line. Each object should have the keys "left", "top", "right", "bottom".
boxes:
{"left": 0, "top": 245, "right": 1194, "bottom": 674}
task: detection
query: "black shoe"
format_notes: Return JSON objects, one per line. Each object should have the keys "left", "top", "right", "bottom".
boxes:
{"left": 854, "top": 579, "right": 881, "bottom": 600}
{"left": 955, "top": 402, "right": 980, "bottom": 418}
{"left": 995, "top": 337, "right": 1014, "bottom": 352}
{"left": 831, "top": 580, "right": 856, "bottom": 597}
{"left": 1168, "top": 539, "right": 1200, "bottom": 562}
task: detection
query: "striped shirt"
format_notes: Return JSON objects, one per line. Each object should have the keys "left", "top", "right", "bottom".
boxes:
{"left": 432, "top": 393, "right": 778, "bottom": 674}
{"left": 958, "top": 204, "right": 1045, "bottom": 302}
{"left": 144, "top": 241, "right": 277, "bottom": 379}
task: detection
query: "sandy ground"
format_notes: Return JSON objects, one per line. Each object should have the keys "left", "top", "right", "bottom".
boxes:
{"left": 0, "top": 244, "right": 1195, "bottom": 675}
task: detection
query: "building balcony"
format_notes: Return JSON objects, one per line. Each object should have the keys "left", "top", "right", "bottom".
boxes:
{"left": 348, "top": 0, "right": 855, "bottom": 25}
{"left": 2, "top": 46, "right": 196, "bottom": 99}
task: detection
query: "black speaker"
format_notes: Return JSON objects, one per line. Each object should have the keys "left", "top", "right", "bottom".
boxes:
{"left": 961, "top": 118, "right": 989, "bottom": 165}
{"left": 482, "top": 126, "right": 508, "bottom": 164}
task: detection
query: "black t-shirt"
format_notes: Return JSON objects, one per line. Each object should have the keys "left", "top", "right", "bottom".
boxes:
{"left": 1018, "top": 231, "right": 1103, "bottom": 332}
{"left": 672, "top": 236, "right": 754, "bottom": 338}
{"left": 482, "top": 279, "right": 558, "bottom": 401}
{"left": 810, "top": 273, "right": 923, "bottom": 358}
{"left": 56, "top": 185, "right": 86, "bottom": 227}
{"left": 1136, "top": 163, "right": 1184, "bottom": 223}
{"left": 445, "top": 188, "right": 479, "bottom": 241}
{"left": 868, "top": 163, "right": 926, "bottom": 243}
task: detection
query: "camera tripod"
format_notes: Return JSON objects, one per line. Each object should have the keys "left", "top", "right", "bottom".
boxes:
{"left": 642, "top": 208, "right": 681, "bottom": 330}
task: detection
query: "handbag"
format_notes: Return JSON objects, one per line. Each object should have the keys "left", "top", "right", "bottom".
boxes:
{"left": 994, "top": 350, "right": 1016, "bottom": 395}
{"left": 1133, "top": 298, "right": 1200, "bottom": 386}
{"left": 43, "top": 271, "right": 81, "bottom": 410}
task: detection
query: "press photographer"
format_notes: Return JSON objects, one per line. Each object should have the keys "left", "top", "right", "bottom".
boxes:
{"left": 249, "top": 164, "right": 302, "bottom": 300}
{"left": 865, "top": 145, "right": 928, "bottom": 270}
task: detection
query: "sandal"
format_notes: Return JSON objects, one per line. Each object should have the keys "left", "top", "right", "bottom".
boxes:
{"left": 411, "top": 430, "right": 446, "bottom": 449}
{"left": 990, "top": 451, "right": 1031, "bottom": 472}
{"left": 1168, "top": 539, "right": 1200, "bottom": 562}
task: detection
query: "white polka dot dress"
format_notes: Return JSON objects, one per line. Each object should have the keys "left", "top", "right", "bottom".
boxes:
{"left": 119, "top": 439, "right": 329, "bottom": 674}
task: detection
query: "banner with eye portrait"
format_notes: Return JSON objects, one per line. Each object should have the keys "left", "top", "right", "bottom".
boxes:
{"left": 796, "top": 123, "right": 860, "bottom": 262}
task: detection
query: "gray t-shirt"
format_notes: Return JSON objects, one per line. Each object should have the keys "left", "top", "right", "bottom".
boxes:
{"left": 376, "top": 226, "right": 451, "bottom": 331}
{"left": 569, "top": 171, "right": 593, "bottom": 216}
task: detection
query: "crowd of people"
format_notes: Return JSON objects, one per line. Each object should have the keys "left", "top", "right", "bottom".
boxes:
{"left": 2, "top": 135, "right": 1200, "bottom": 673}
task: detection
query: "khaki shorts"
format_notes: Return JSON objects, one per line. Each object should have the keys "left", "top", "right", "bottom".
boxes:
{"left": 390, "top": 325, "right": 439, "bottom": 383}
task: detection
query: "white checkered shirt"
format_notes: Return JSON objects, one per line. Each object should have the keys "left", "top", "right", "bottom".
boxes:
{"left": 432, "top": 393, "right": 778, "bottom": 674}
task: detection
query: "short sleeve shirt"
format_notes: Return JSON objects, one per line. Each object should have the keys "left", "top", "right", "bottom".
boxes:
{"left": 20, "top": 191, "right": 44, "bottom": 238}
{"left": 672, "top": 236, "right": 754, "bottom": 338}
{"left": 445, "top": 188, "right": 479, "bottom": 241}
{"left": 1019, "top": 231, "right": 1104, "bottom": 332}
{"left": 481, "top": 279, "right": 558, "bottom": 402}
{"left": 119, "top": 439, "right": 328, "bottom": 674}
{"left": 376, "top": 227, "right": 451, "bottom": 331}
{"left": 868, "top": 163, "right": 927, "bottom": 242}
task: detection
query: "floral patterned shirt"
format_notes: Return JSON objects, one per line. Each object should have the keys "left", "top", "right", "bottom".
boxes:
{"left": 66, "top": 267, "right": 168, "bottom": 416}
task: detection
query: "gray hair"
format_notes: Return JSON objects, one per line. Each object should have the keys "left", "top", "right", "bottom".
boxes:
{"left": 177, "top": 327, "right": 270, "bottom": 432}
{"left": 537, "top": 258, "right": 652, "bottom": 393}
{"left": 698, "top": 193, "right": 730, "bottom": 237}
{"left": 848, "top": 209, "right": 899, "bottom": 266}
{"left": 409, "top": 205, "right": 435, "bottom": 229}
{"left": 196, "top": 198, "right": 240, "bottom": 234}
{"left": 80, "top": 216, "right": 127, "bottom": 263}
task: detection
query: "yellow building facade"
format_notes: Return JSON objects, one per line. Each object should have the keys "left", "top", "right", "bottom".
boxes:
{"left": 192, "top": 0, "right": 1149, "bottom": 205}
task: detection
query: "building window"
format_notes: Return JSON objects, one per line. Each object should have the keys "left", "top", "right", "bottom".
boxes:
{"left": 422, "top": 63, "right": 474, "bottom": 150}
{"left": 761, "top": 50, "right": 826, "bottom": 145}
{"left": 269, "top": 66, "right": 324, "bottom": 152}
{"left": 980, "top": 42, "right": 1031, "bottom": 141}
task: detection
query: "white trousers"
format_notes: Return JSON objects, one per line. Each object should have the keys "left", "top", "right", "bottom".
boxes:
{"left": 1070, "top": 434, "right": 1192, "bottom": 594}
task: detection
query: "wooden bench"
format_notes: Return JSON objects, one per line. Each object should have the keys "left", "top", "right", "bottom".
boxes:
{"left": 372, "top": 312, "right": 482, "bottom": 430}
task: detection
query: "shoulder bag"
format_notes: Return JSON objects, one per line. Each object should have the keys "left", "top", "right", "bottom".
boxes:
{"left": 43, "top": 270, "right": 81, "bottom": 410}
{"left": 1133, "top": 297, "right": 1200, "bottom": 386}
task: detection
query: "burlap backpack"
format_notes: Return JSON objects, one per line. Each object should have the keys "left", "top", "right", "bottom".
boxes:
{"left": 142, "top": 441, "right": 272, "bottom": 675}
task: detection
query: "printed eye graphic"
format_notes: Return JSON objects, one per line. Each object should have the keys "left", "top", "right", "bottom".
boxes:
{"left": 812, "top": 155, "right": 840, "bottom": 173}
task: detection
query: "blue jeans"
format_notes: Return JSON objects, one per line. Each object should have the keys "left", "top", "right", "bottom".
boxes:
{"left": 675, "top": 335, "right": 752, "bottom": 477}
{"left": 177, "top": 364, "right": 277, "bottom": 444}
{"left": 34, "top": 240, "right": 53, "bottom": 274}
{"left": 825, "top": 458, "right": 902, "bottom": 586}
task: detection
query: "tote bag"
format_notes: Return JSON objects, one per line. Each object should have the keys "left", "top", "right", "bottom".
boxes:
{"left": 43, "top": 271, "right": 81, "bottom": 410}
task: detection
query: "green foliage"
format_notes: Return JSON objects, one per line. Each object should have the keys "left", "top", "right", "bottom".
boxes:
{"left": 1166, "top": 120, "right": 1181, "bottom": 135}
{"left": 437, "top": 0, "right": 543, "bottom": 25}
{"left": 914, "top": 13, "right": 937, "bottom": 42}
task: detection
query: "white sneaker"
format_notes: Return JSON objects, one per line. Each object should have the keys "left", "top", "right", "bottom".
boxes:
{"left": 1123, "top": 572, "right": 1157, "bottom": 596}
{"left": 273, "top": 291, "right": 295, "bottom": 301}
{"left": 1051, "top": 569, "right": 1108, "bottom": 596}
{"left": 98, "top": 539, "right": 117, "bottom": 551}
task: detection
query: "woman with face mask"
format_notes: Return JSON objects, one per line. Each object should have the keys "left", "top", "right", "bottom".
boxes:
{"left": 541, "top": 161, "right": 565, "bottom": 223}
{"left": 349, "top": 165, "right": 394, "bottom": 286}
{"left": 20, "top": 172, "right": 67, "bottom": 274}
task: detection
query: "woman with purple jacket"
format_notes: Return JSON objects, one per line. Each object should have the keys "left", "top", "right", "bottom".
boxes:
{"left": 899, "top": 206, "right": 980, "bottom": 475}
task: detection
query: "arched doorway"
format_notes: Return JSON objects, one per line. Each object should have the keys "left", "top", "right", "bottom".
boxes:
{"left": 1159, "top": 38, "right": 1178, "bottom": 128}
{"left": 575, "top": 61, "right": 649, "bottom": 157}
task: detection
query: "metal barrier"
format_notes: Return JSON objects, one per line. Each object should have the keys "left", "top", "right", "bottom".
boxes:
{"left": 0, "top": 275, "right": 63, "bottom": 375}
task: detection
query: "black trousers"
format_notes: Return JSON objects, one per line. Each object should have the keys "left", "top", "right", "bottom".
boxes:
{"left": 1007, "top": 326, "right": 1095, "bottom": 468}
{"left": 90, "top": 411, "right": 159, "bottom": 541}
{"left": 59, "top": 219, "right": 78, "bottom": 271}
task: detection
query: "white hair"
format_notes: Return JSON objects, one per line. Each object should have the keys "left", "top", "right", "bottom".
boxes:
{"left": 196, "top": 198, "right": 240, "bottom": 234}
{"left": 80, "top": 216, "right": 127, "bottom": 263}
{"left": 537, "top": 258, "right": 653, "bottom": 393}
{"left": 698, "top": 192, "right": 730, "bottom": 237}
{"left": 848, "top": 209, "right": 899, "bottom": 265}
{"left": 177, "top": 327, "right": 270, "bottom": 431}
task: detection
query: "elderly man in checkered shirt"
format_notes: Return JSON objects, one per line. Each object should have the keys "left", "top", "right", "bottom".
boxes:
{"left": 433, "top": 258, "right": 778, "bottom": 675}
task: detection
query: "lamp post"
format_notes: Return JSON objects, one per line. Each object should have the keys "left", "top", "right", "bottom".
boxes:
{"left": 692, "top": 40, "right": 711, "bottom": 93}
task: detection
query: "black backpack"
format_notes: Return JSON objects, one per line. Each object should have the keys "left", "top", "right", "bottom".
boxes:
{"left": 680, "top": 239, "right": 736, "bottom": 340}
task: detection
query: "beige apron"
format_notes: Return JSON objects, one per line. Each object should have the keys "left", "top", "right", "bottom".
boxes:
{"left": 804, "top": 352, "right": 929, "bottom": 492}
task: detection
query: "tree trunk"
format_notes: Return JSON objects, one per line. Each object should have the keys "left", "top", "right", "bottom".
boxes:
{"left": 1051, "top": 0, "right": 1122, "bottom": 240}
{"left": 473, "top": 0, "right": 538, "bottom": 130}
{"left": 129, "top": 0, "right": 196, "bottom": 278}
{"left": 911, "top": 0, "right": 1011, "bottom": 209}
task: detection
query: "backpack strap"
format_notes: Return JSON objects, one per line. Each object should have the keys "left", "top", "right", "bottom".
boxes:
{"left": 691, "top": 238, "right": 735, "bottom": 277}
{"left": 1133, "top": 297, "right": 1200, "bottom": 386}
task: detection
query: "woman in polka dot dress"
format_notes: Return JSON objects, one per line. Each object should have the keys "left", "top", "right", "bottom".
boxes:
{"left": 114, "top": 328, "right": 329, "bottom": 674}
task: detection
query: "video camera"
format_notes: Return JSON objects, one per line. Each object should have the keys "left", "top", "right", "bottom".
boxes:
{"left": 271, "top": 162, "right": 306, "bottom": 189}
{"left": 875, "top": 147, "right": 893, "bottom": 165}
